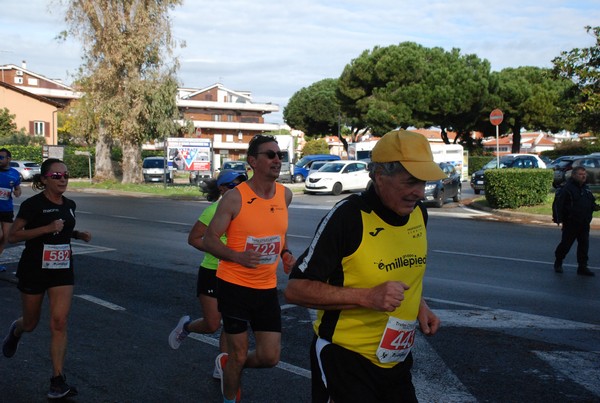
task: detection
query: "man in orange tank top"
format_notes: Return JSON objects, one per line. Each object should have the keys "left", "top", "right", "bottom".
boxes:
{"left": 204, "top": 134, "right": 294, "bottom": 403}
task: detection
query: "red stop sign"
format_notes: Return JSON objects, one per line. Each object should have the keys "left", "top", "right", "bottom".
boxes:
{"left": 490, "top": 109, "right": 503, "bottom": 126}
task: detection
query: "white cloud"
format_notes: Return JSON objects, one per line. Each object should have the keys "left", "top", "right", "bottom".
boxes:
{"left": 1, "top": 0, "right": 598, "bottom": 123}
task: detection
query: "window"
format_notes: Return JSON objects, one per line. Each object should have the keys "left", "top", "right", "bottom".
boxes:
{"left": 213, "top": 114, "right": 222, "bottom": 122}
{"left": 27, "top": 78, "right": 38, "bottom": 86}
{"left": 34, "top": 121, "right": 45, "bottom": 136}
{"left": 225, "top": 134, "right": 234, "bottom": 142}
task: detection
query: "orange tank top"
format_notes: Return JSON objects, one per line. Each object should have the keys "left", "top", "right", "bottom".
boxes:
{"left": 217, "top": 181, "right": 288, "bottom": 289}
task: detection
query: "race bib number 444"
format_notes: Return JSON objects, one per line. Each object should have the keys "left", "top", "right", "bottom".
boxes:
{"left": 42, "top": 244, "right": 71, "bottom": 269}
{"left": 244, "top": 235, "right": 282, "bottom": 265}
{"left": 376, "top": 317, "right": 416, "bottom": 364}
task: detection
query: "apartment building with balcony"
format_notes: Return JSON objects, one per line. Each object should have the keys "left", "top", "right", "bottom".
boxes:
{"left": 176, "top": 83, "right": 280, "bottom": 167}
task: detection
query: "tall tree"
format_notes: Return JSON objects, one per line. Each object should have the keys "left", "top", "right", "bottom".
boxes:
{"left": 492, "top": 67, "right": 574, "bottom": 153}
{"left": 284, "top": 79, "right": 340, "bottom": 137}
{"left": 337, "top": 42, "right": 491, "bottom": 142}
{"left": 552, "top": 25, "right": 600, "bottom": 134}
{"left": 61, "top": 0, "right": 183, "bottom": 182}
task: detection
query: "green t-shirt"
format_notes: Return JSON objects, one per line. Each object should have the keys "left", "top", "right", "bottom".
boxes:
{"left": 198, "top": 201, "right": 227, "bottom": 270}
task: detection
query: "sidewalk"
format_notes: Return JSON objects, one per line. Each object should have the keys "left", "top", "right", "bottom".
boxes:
{"left": 465, "top": 199, "right": 600, "bottom": 230}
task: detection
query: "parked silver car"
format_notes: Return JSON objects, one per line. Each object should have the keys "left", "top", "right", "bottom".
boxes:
{"left": 10, "top": 160, "right": 41, "bottom": 181}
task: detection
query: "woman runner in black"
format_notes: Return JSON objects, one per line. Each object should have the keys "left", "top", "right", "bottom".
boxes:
{"left": 2, "top": 158, "right": 91, "bottom": 399}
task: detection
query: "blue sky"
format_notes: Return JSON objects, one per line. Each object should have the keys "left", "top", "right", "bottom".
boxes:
{"left": 1, "top": 0, "right": 598, "bottom": 124}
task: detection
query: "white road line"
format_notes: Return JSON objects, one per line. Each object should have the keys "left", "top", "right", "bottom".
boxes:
{"left": 0, "top": 243, "right": 115, "bottom": 265}
{"left": 436, "top": 309, "right": 600, "bottom": 330}
{"left": 75, "top": 294, "right": 126, "bottom": 311}
{"left": 188, "top": 323, "right": 312, "bottom": 379}
{"left": 533, "top": 351, "right": 600, "bottom": 396}
{"left": 431, "top": 249, "right": 598, "bottom": 270}
{"left": 413, "top": 333, "right": 477, "bottom": 402}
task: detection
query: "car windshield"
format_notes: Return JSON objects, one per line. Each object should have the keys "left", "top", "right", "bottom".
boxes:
{"left": 557, "top": 160, "right": 574, "bottom": 169}
{"left": 311, "top": 162, "right": 327, "bottom": 171}
{"left": 482, "top": 157, "right": 516, "bottom": 169}
{"left": 223, "top": 162, "right": 246, "bottom": 171}
{"left": 481, "top": 159, "right": 498, "bottom": 169}
{"left": 24, "top": 163, "right": 40, "bottom": 168}
{"left": 319, "top": 163, "right": 344, "bottom": 173}
{"left": 143, "top": 159, "right": 164, "bottom": 168}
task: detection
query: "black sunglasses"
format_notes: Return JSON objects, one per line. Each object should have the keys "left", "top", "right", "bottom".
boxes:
{"left": 256, "top": 150, "right": 284, "bottom": 160}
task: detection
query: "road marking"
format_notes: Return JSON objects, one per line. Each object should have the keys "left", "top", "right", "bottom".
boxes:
{"left": 533, "top": 351, "right": 600, "bottom": 396}
{"left": 75, "top": 294, "right": 126, "bottom": 311}
{"left": 436, "top": 309, "right": 600, "bottom": 330}
{"left": 187, "top": 328, "right": 312, "bottom": 379}
{"left": 0, "top": 243, "right": 115, "bottom": 265}
{"left": 431, "top": 250, "right": 598, "bottom": 270}
{"left": 413, "top": 333, "right": 477, "bottom": 402}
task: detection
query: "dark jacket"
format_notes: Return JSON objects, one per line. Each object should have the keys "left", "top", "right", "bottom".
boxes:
{"left": 556, "top": 178, "right": 598, "bottom": 225}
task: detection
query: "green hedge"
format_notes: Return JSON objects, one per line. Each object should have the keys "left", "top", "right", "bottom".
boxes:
{"left": 484, "top": 168, "right": 553, "bottom": 209}
{"left": 5, "top": 145, "right": 96, "bottom": 178}
{"left": 4, "top": 145, "right": 164, "bottom": 179}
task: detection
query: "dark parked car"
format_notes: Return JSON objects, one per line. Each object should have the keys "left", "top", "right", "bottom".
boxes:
{"left": 546, "top": 155, "right": 578, "bottom": 170}
{"left": 562, "top": 156, "right": 600, "bottom": 190}
{"left": 552, "top": 156, "right": 580, "bottom": 188}
{"left": 470, "top": 154, "right": 546, "bottom": 194}
{"left": 423, "top": 162, "right": 461, "bottom": 207}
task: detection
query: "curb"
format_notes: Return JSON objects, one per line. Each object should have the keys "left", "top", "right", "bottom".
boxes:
{"left": 466, "top": 200, "right": 600, "bottom": 229}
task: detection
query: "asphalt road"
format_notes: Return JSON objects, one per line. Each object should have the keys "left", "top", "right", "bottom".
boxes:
{"left": 0, "top": 185, "right": 598, "bottom": 402}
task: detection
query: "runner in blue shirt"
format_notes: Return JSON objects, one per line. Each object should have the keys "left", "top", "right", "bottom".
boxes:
{"left": 0, "top": 148, "right": 21, "bottom": 272}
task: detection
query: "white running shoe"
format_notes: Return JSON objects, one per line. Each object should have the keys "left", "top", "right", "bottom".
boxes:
{"left": 168, "top": 315, "right": 190, "bottom": 350}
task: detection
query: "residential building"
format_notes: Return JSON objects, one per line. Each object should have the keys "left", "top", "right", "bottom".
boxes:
{"left": 0, "top": 81, "right": 64, "bottom": 145}
{"left": 0, "top": 61, "right": 80, "bottom": 145}
{"left": 482, "top": 132, "right": 556, "bottom": 155}
{"left": 176, "top": 83, "right": 281, "bottom": 168}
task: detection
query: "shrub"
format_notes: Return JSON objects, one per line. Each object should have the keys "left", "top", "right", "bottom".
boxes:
{"left": 484, "top": 169, "right": 553, "bottom": 209}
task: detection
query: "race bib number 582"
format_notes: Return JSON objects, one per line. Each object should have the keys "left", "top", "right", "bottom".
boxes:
{"left": 42, "top": 244, "right": 71, "bottom": 269}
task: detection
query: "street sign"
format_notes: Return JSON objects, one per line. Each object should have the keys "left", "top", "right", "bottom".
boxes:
{"left": 490, "top": 109, "right": 503, "bottom": 126}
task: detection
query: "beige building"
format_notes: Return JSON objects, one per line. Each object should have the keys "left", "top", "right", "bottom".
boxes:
{"left": 0, "top": 81, "right": 64, "bottom": 145}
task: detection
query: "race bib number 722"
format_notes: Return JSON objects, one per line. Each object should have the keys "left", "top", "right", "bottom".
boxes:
{"left": 244, "top": 235, "right": 282, "bottom": 265}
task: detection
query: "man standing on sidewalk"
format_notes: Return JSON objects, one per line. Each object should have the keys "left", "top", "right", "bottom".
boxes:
{"left": 554, "top": 166, "right": 600, "bottom": 276}
{"left": 0, "top": 148, "right": 21, "bottom": 272}
{"left": 203, "top": 134, "right": 295, "bottom": 403}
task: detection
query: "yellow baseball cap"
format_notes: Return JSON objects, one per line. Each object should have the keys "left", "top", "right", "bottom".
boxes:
{"left": 371, "top": 130, "right": 445, "bottom": 181}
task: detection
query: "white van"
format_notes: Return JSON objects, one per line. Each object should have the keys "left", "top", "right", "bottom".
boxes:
{"left": 142, "top": 157, "right": 172, "bottom": 183}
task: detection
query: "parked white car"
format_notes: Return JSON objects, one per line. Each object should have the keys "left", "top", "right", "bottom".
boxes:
{"left": 10, "top": 160, "right": 41, "bottom": 181}
{"left": 304, "top": 160, "right": 371, "bottom": 195}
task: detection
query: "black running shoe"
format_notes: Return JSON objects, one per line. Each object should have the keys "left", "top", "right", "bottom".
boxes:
{"left": 48, "top": 374, "right": 78, "bottom": 399}
{"left": 2, "top": 321, "right": 20, "bottom": 358}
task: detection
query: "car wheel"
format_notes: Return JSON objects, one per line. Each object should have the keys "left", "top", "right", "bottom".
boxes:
{"left": 293, "top": 174, "right": 304, "bottom": 183}
{"left": 435, "top": 189, "right": 444, "bottom": 208}
{"left": 474, "top": 189, "right": 481, "bottom": 195}
{"left": 453, "top": 186, "right": 461, "bottom": 202}
{"left": 332, "top": 182, "right": 343, "bottom": 196}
